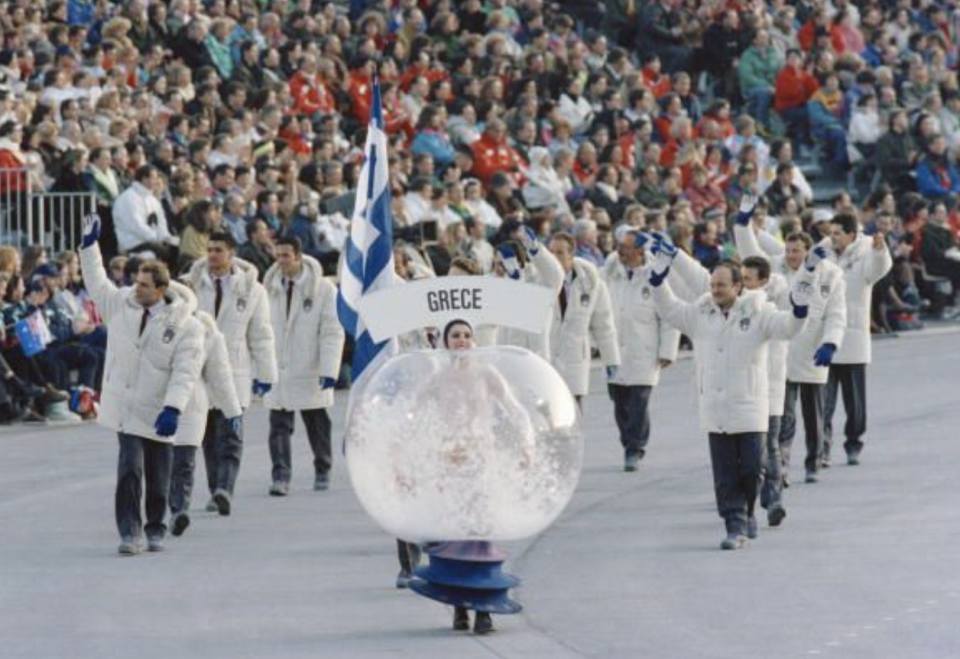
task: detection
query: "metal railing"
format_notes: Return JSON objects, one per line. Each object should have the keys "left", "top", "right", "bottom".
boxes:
{"left": 1, "top": 167, "right": 96, "bottom": 254}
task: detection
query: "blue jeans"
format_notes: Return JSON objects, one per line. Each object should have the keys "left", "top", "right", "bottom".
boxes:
{"left": 170, "top": 445, "right": 197, "bottom": 515}
{"left": 760, "top": 416, "right": 783, "bottom": 511}
{"left": 778, "top": 105, "right": 810, "bottom": 147}
{"left": 745, "top": 88, "right": 774, "bottom": 128}
{"left": 116, "top": 433, "right": 173, "bottom": 540}
{"left": 202, "top": 409, "right": 243, "bottom": 496}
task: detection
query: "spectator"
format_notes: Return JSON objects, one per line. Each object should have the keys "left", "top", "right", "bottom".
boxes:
{"left": 920, "top": 201, "right": 960, "bottom": 300}
{"left": 238, "top": 219, "right": 276, "bottom": 281}
{"left": 470, "top": 119, "right": 526, "bottom": 187}
{"left": 807, "top": 73, "right": 849, "bottom": 172}
{"left": 915, "top": 135, "right": 960, "bottom": 200}
{"left": 573, "top": 219, "right": 604, "bottom": 268}
{"left": 112, "top": 164, "right": 177, "bottom": 260}
{"left": 876, "top": 111, "right": 919, "bottom": 193}
{"left": 775, "top": 49, "right": 819, "bottom": 151}
{"left": 738, "top": 31, "right": 782, "bottom": 134}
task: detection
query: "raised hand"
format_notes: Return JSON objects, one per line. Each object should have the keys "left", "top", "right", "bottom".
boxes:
{"left": 518, "top": 225, "right": 540, "bottom": 256}
{"left": 497, "top": 244, "right": 522, "bottom": 280}
{"left": 81, "top": 213, "right": 101, "bottom": 249}
{"left": 736, "top": 193, "right": 758, "bottom": 227}
{"left": 790, "top": 280, "right": 812, "bottom": 318}
{"left": 804, "top": 245, "right": 828, "bottom": 272}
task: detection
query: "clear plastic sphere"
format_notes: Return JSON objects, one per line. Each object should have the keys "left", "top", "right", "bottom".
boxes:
{"left": 346, "top": 346, "right": 583, "bottom": 543}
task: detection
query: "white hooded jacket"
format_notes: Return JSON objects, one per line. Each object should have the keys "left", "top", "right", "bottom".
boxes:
{"left": 263, "top": 255, "right": 345, "bottom": 411}
{"left": 80, "top": 244, "right": 204, "bottom": 444}
{"left": 187, "top": 256, "right": 277, "bottom": 408}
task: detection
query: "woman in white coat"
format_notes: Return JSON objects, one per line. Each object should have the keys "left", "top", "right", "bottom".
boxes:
{"left": 819, "top": 213, "right": 893, "bottom": 465}
{"left": 546, "top": 233, "right": 620, "bottom": 403}
{"left": 167, "top": 282, "right": 243, "bottom": 538}
{"left": 601, "top": 230, "right": 680, "bottom": 471}
{"left": 263, "top": 236, "right": 345, "bottom": 495}
{"left": 79, "top": 214, "right": 205, "bottom": 554}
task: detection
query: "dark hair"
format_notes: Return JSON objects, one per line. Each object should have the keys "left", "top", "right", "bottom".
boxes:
{"left": 208, "top": 231, "right": 237, "bottom": 249}
{"left": 134, "top": 164, "right": 156, "bottom": 183}
{"left": 245, "top": 218, "right": 266, "bottom": 239}
{"left": 833, "top": 211, "right": 859, "bottom": 235}
{"left": 742, "top": 255, "right": 771, "bottom": 282}
{"left": 138, "top": 260, "right": 171, "bottom": 289}
{"left": 785, "top": 231, "right": 814, "bottom": 250}
{"left": 442, "top": 318, "right": 473, "bottom": 348}
{"left": 715, "top": 260, "right": 743, "bottom": 285}
{"left": 276, "top": 235, "right": 302, "bottom": 255}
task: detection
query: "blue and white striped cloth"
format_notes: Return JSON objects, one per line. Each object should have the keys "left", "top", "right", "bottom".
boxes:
{"left": 337, "top": 77, "right": 397, "bottom": 384}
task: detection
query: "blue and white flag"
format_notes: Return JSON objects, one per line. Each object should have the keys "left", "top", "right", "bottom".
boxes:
{"left": 15, "top": 311, "right": 52, "bottom": 358}
{"left": 337, "top": 77, "right": 397, "bottom": 385}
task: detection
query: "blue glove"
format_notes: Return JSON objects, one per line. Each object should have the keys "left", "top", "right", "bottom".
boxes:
{"left": 320, "top": 377, "right": 336, "bottom": 390}
{"left": 518, "top": 225, "right": 540, "bottom": 256}
{"left": 227, "top": 416, "right": 243, "bottom": 436}
{"left": 252, "top": 380, "right": 272, "bottom": 396}
{"left": 735, "top": 193, "right": 758, "bottom": 227}
{"left": 633, "top": 231, "right": 652, "bottom": 249}
{"left": 497, "top": 244, "right": 522, "bottom": 280}
{"left": 605, "top": 365, "right": 618, "bottom": 381}
{"left": 648, "top": 235, "right": 677, "bottom": 287}
{"left": 790, "top": 293, "right": 809, "bottom": 319}
{"left": 80, "top": 213, "right": 101, "bottom": 249}
{"left": 154, "top": 406, "right": 181, "bottom": 437}
{"left": 805, "top": 245, "right": 828, "bottom": 272}
{"left": 813, "top": 343, "right": 837, "bottom": 367}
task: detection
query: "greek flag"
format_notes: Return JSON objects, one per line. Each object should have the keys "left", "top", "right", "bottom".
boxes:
{"left": 337, "top": 77, "right": 397, "bottom": 384}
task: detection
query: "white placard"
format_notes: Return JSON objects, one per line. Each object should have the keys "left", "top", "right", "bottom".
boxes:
{"left": 357, "top": 277, "right": 554, "bottom": 342}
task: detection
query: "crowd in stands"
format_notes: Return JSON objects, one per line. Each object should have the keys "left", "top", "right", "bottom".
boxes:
{"left": 1, "top": 0, "right": 960, "bottom": 425}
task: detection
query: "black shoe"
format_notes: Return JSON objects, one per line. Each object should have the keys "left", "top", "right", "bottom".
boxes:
{"left": 314, "top": 473, "right": 330, "bottom": 491}
{"left": 624, "top": 454, "right": 640, "bottom": 472}
{"left": 846, "top": 451, "right": 861, "bottom": 466}
{"left": 171, "top": 512, "right": 190, "bottom": 537}
{"left": 805, "top": 470, "right": 818, "bottom": 483}
{"left": 473, "top": 612, "right": 494, "bottom": 635}
{"left": 768, "top": 506, "right": 786, "bottom": 527}
{"left": 395, "top": 570, "right": 412, "bottom": 589}
{"left": 39, "top": 385, "right": 69, "bottom": 405}
{"left": 213, "top": 489, "right": 232, "bottom": 516}
{"left": 453, "top": 607, "right": 470, "bottom": 631}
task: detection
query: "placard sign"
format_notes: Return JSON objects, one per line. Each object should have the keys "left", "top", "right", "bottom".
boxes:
{"left": 357, "top": 278, "right": 554, "bottom": 342}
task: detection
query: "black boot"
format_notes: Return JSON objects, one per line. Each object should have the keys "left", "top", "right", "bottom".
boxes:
{"left": 453, "top": 607, "right": 470, "bottom": 631}
{"left": 473, "top": 612, "right": 494, "bottom": 634}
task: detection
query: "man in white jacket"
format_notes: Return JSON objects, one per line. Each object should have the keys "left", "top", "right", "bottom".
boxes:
{"left": 263, "top": 236, "right": 344, "bottom": 495}
{"left": 167, "top": 282, "right": 243, "bottom": 538}
{"left": 112, "top": 165, "right": 178, "bottom": 260}
{"left": 547, "top": 232, "right": 620, "bottom": 406}
{"left": 733, "top": 210, "right": 847, "bottom": 485}
{"left": 820, "top": 212, "right": 893, "bottom": 466}
{"left": 78, "top": 214, "right": 204, "bottom": 555}
{"left": 602, "top": 229, "right": 679, "bottom": 471}
{"left": 647, "top": 244, "right": 809, "bottom": 550}
{"left": 187, "top": 231, "right": 277, "bottom": 516}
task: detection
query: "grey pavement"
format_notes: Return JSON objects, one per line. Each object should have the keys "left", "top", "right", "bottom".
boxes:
{"left": 1, "top": 330, "right": 959, "bottom": 659}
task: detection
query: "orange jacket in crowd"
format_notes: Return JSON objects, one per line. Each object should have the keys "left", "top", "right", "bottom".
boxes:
{"left": 471, "top": 133, "right": 526, "bottom": 187}
{"left": 289, "top": 71, "right": 336, "bottom": 116}
{"left": 774, "top": 66, "right": 819, "bottom": 113}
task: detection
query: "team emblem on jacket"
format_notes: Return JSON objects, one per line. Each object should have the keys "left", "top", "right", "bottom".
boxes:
{"left": 580, "top": 293, "right": 590, "bottom": 307}
{"left": 162, "top": 326, "right": 176, "bottom": 344}
{"left": 739, "top": 317, "right": 751, "bottom": 332}
{"left": 237, "top": 297, "right": 247, "bottom": 312}
{"left": 641, "top": 286, "right": 651, "bottom": 299}
{"left": 303, "top": 297, "right": 314, "bottom": 312}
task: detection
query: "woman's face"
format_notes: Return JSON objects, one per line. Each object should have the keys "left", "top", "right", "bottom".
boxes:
{"left": 445, "top": 323, "right": 475, "bottom": 351}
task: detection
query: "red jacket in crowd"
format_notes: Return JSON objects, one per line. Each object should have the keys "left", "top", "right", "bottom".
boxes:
{"left": 471, "top": 133, "right": 526, "bottom": 187}
{"left": 774, "top": 66, "right": 819, "bottom": 113}
{"left": 289, "top": 71, "right": 336, "bottom": 116}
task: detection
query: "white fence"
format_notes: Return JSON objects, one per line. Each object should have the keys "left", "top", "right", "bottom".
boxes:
{"left": 1, "top": 167, "right": 96, "bottom": 254}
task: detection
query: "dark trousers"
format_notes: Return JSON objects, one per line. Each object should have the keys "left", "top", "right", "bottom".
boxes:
{"left": 759, "top": 416, "right": 783, "bottom": 511}
{"left": 823, "top": 363, "right": 867, "bottom": 457}
{"left": 39, "top": 343, "right": 100, "bottom": 390}
{"left": 608, "top": 384, "right": 652, "bottom": 458}
{"left": 708, "top": 432, "right": 764, "bottom": 535}
{"left": 268, "top": 408, "right": 332, "bottom": 483}
{"left": 780, "top": 381, "right": 825, "bottom": 472}
{"left": 202, "top": 409, "right": 243, "bottom": 496}
{"left": 397, "top": 539, "right": 422, "bottom": 574}
{"left": 116, "top": 433, "right": 173, "bottom": 540}
{"left": 170, "top": 445, "right": 197, "bottom": 515}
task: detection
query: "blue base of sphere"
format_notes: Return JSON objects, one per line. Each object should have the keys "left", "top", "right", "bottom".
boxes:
{"left": 409, "top": 543, "right": 522, "bottom": 614}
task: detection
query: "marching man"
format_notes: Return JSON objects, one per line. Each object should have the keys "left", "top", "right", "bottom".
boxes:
{"left": 167, "top": 281, "right": 243, "bottom": 538}
{"left": 262, "top": 236, "right": 345, "bottom": 495}
{"left": 78, "top": 214, "right": 205, "bottom": 555}
{"left": 187, "top": 231, "right": 276, "bottom": 516}
{"left": 647, "top": 241, "right": 810, "bottom": 550}
{"left": 819, "top": 213, "right": 892, "bottom": 467}
{"left": 601, "top": 228, "right": 680, "bottom": 471}
{"left": 547, "top": 232, "right": 621, "bottom": 407}
{"left": 733, "top": 202, "right": 847, "bottom": 485}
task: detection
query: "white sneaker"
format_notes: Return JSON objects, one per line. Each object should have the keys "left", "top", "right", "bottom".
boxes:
{"left": 45, "top": 401, "right": 82, "bottom": 423}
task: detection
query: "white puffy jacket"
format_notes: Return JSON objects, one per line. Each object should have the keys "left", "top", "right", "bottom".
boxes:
{"left": 172, "top": 299, "right": 243, "bottom": 448}
{"left": 549, "top": 257, "right": 620, "bottom": 396}
{"left": 820, "top": 234, "right": 892, "bottom": 365}
{"left": 80, "top": 244, "right": 204, "bottom": 444}
{"left": 602, "top": 255, "right": 680, "bottom": 387}
{"left": 263, "top": 255, "right": 345, "bottom": 411}
{"left": 498, "top": 247, "right": 564, "bottom": 358}
{"left": 112, "top": 182, "right": 174, "bottom": 254}
{"left": 734, "top": 225, "right": 848, "bottom": 384}
{"left": 651, "top": 282, "right": 807, "bottom": 434}
{"left": 187, "top": 257, "right": 277, "bottom": 408}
